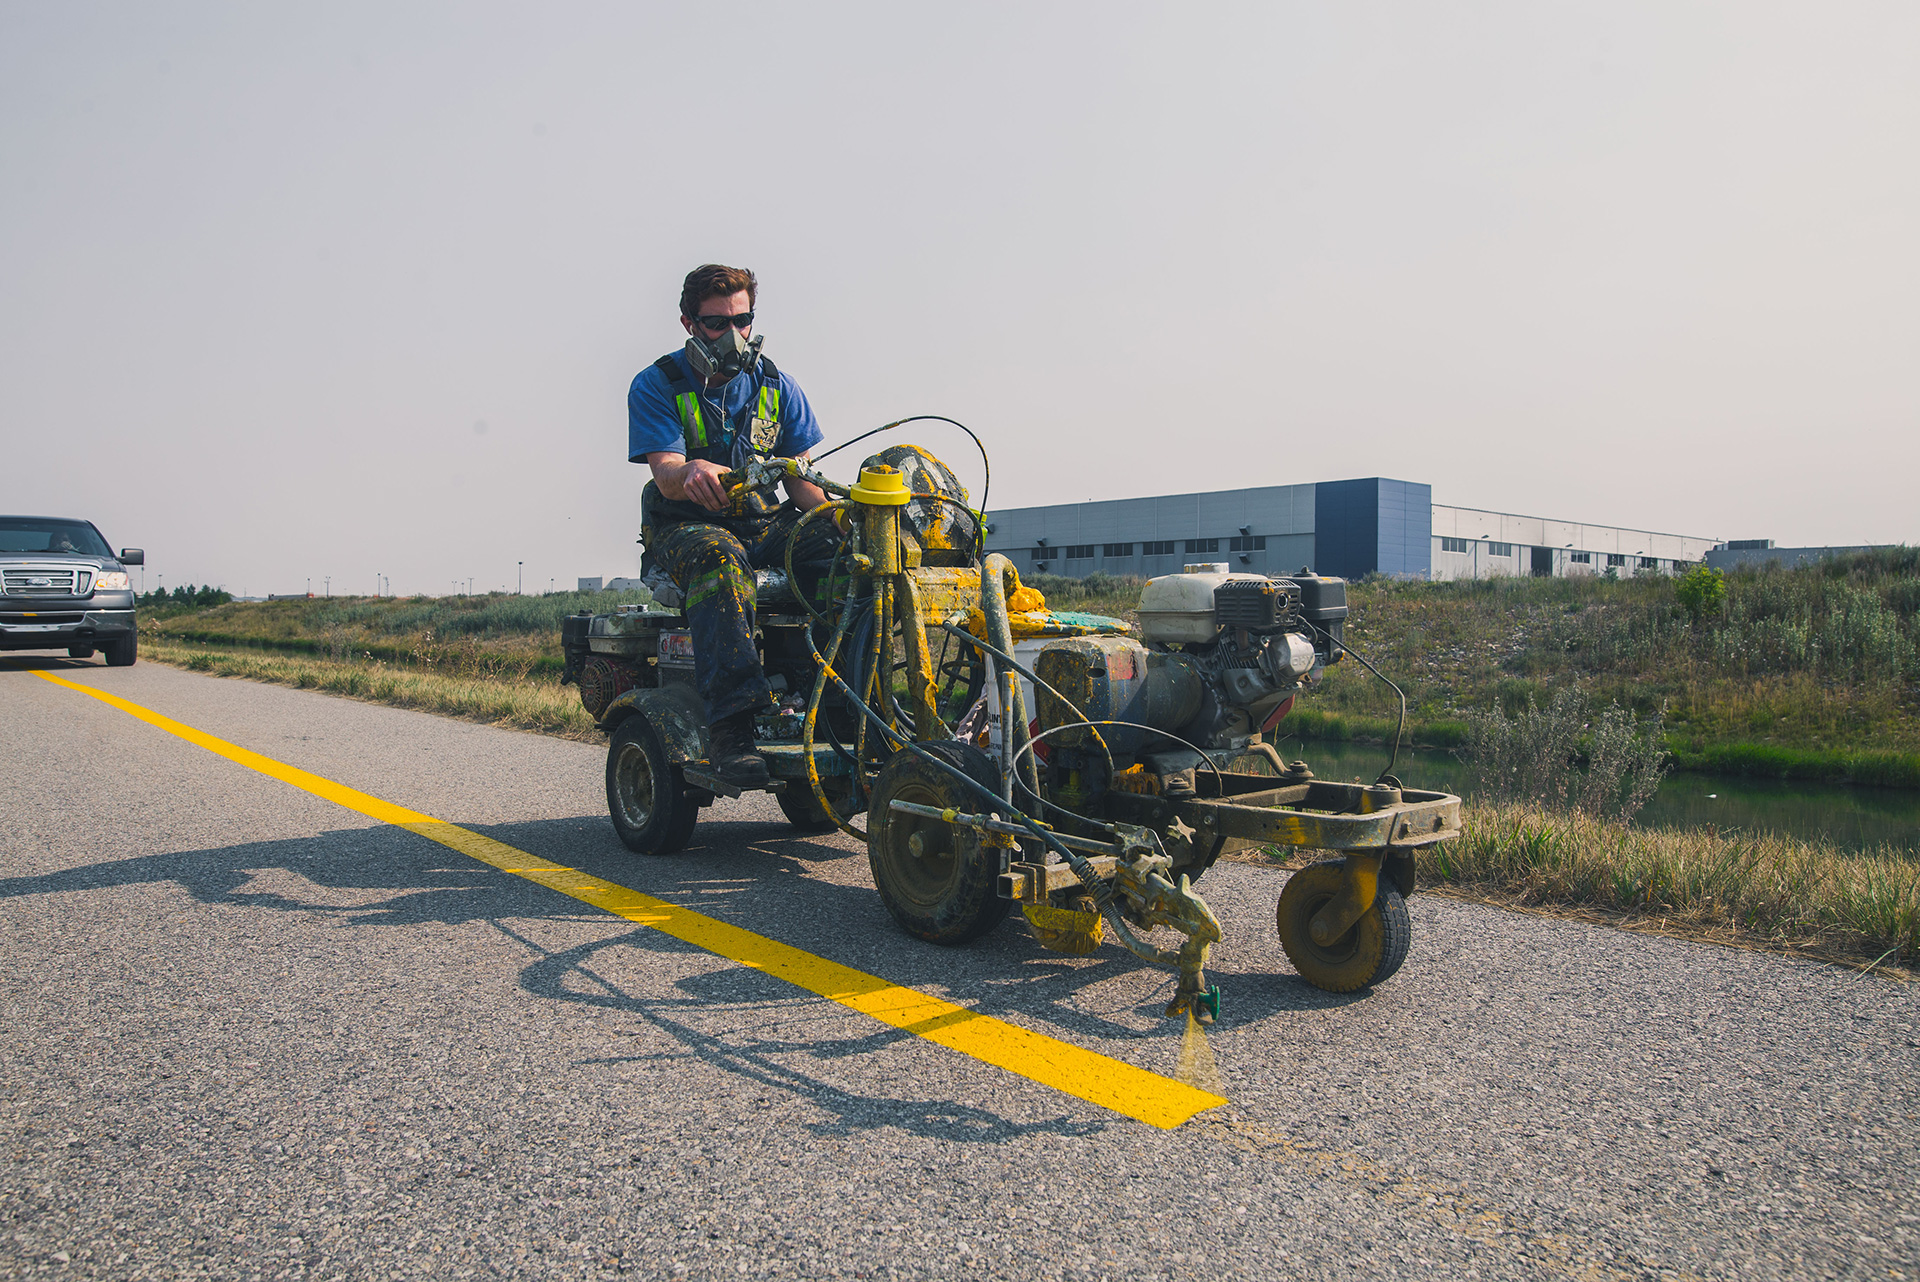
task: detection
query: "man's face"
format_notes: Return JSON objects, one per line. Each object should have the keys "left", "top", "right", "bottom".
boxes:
{"left": 681, "top": 290, "right": 754, "bottom": 343}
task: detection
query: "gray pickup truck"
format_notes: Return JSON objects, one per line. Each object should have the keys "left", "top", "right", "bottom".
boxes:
{"left": 0, "top": 516, "right": 144, "bottom": 666}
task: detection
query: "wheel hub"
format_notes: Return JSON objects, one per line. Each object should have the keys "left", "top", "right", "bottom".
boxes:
{"left": 611, "top": 740, "right": 657, "bottom": 829}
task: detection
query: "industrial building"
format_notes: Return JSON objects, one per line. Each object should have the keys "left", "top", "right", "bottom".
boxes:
{"left": 983, "top": 477, "right": 1722, "bottom": 582}
{"left": 1703, "top": 541, "right": 1895, "bottom": 572}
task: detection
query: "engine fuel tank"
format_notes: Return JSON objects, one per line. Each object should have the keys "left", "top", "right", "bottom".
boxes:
{"left": 1032, "top": 636, "right": 1203, "bottom": 753}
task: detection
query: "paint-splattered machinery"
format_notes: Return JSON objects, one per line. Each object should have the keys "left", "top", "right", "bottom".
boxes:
{"left": 561, "top": 440, "right": 1462, "bottom": 1019}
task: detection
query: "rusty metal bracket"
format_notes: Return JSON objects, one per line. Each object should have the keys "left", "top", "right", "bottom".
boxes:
{"left": 1308, "top": 852, "right": 1381, "bottom": 946}
{"left": 1103, "top": 775, "right": 1462, "bottom": 858}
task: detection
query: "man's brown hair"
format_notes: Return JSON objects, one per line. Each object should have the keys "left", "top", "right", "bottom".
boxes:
{"left": 679, "top": 263, "right": 757, "bottom": 320}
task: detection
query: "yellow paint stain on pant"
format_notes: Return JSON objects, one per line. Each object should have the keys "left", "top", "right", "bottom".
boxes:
{"left": 36, "top": 669, "right": 1225, "bottom": 1129}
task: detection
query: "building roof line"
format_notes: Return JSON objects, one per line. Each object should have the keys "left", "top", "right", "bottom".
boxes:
{"left": 984, "top": 477, "right": 1414, "bottom": 515}
{"left": 1432, "top": 503, "right": 1718, "bottom": 544}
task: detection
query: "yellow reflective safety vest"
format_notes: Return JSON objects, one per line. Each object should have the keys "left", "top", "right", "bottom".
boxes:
{"left": 642, "top": 353, "right": 788, "bottom": 535}
{"left": 650, "top": 353, "right": 784, "bottom": 464}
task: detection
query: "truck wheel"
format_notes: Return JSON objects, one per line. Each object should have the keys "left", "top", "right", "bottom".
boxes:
{"left": 1275, "top": 860, "right": 1411, "bottom": 993}
{"left": 606, "top": 715, "right": 698, "bottom": 855}
{"left": 104, "top": 634, "right": 137, "bottom": 667}
{"left": 867, "top": 741, "right": 1010, "bottom": 945}
{"left": 777, "top": 781, "right": 855, "bottom": 834}
{"left": 67, "top": 646, "right": 95, "bottom": 659}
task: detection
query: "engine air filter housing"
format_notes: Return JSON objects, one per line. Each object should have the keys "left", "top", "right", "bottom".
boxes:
{"left": 1213, "top": 578, "right": 1300, "bottom": 633}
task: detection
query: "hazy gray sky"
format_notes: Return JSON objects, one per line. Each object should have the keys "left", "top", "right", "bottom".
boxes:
{"left": 4, "top": 2, "right": 1915, "bottom": 596}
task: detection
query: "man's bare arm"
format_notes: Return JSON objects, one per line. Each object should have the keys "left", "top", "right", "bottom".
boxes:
{"left": 784, "top": 456, "right": 828, "bottom": 511}
{"left": 646, "top": 452, "right": 730, "bottom": 511}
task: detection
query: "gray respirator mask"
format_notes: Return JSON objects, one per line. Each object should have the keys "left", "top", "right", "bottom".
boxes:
{"left": 684, "top": 326, "right": 766, "bottom": 383}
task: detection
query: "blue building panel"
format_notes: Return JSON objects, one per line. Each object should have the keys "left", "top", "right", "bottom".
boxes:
{"left": 1314, "top": 478, "right": 1432, "bottom": 579}
{"left": 1378, "top": 478, "right": 1432, "bottom": 578}
{"left": 986, "top": 477, "right": 1428, "bottom": 581}
{"left": 1312, "top": 479, "right": 1379, "bottom": 580}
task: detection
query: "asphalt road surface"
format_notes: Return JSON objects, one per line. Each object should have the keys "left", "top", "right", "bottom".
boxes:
{"left": 3, "top": 659, "right": 1916, "bottom": 1281}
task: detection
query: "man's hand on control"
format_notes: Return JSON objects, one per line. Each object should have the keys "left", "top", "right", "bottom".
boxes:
{"left": 648, "top": 453, "right": 732, "bottom": 511}
{"left": 678, "top": 459, "right": 733, "bottom": 510}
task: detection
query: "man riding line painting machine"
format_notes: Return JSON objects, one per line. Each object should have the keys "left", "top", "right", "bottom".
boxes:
{"left": 623, "top": 263, "right": 835, "bottom": 792}
{"left": 562, "top": 263, "right": 1463, "bottom": 1025}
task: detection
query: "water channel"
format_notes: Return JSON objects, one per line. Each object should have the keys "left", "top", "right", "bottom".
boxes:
{"left": 1277, "top": 738, "right": 1920, "bottom": 854}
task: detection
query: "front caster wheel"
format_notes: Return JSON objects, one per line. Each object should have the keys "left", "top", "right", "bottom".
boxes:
{"left": 606, "top": 715, "right": 699, "bottom": 855}
{"left": 1275, "top": 859, "right": 1411, "bottom": 993}
{"left": 867, "top": 741, "right": 1010, "bottom": 945}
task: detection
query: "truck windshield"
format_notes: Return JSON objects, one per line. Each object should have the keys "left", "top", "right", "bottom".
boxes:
{"left": 0, "top": 519, "right": 114, "bottom": 558}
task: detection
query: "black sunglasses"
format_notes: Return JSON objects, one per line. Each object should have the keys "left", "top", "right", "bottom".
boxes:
{"left": 693, "top": 311, "right": 754, "bottom": 333}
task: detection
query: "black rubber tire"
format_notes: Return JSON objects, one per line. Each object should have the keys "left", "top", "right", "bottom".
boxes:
{"left": 867, "top": 741, "right": 1011, "bottom": 945}
{"left": 104, "top": 633, "right": 137, "bottom": 667}
{"left": 605, "top": 714, "right": 699, "bottom": 855}
{"left": 776, "top": 781, "right": 854, "bottom": 833}
{"left": 67, "top": 646, "right": 95, "bottom": 659}
{"left": 1275, "top": 859, "right": 1412, "bottom": 993}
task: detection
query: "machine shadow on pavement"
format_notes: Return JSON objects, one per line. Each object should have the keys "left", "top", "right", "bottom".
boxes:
{"left": 476, "top": 810, "right": 1383, "bottom": 1034}
{"left": 4, "top": 807, "right": 1379, "bottom": 1047}
{"left": 504, "top": 920, "right": 1110, "bottom": 1144}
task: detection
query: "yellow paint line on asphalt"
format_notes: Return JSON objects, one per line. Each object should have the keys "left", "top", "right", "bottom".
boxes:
{"left": 36, "top": 669, "right": 1226, "bottom": 1129}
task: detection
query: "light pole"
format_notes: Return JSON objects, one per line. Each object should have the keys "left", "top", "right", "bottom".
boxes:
{"left": 306, "top": 576, "right": 311, "bottom": 597}
{"left": 324, "top": 576, "right": 331, "bottom": 598}
{"left": 517, "top": 561, "right": 523, "bottom": 595}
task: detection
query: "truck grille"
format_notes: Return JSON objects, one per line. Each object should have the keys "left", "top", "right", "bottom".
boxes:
{"left": 0, "top": 612, "right": 84, "bottom": 624}
{"left": 2, "top": 568, "right": 89, "bottom": 597}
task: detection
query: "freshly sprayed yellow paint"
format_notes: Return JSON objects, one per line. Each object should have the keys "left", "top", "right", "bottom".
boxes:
{"left": 35, "top": 669, "right": 1226, "bottom": 1129}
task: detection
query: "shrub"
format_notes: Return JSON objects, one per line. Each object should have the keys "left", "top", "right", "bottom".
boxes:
{"left": 1457, "top": 686, "right": 1668, "bottom": 821}
{"left": 1675, "top": 565, "right": 1726, "bottom": 622}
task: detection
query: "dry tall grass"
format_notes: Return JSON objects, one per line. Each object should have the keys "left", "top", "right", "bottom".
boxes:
{"left": 1421, "top": 800, "right": 1919, "bottom": 969}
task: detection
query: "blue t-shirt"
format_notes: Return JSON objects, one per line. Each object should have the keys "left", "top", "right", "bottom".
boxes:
{"left": 627, "top": 350, "right": 823, "bottom": 470}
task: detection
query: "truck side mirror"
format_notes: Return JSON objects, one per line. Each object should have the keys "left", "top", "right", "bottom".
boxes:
{"left": 120, "top": 548, "right": 145, "bottom": 565}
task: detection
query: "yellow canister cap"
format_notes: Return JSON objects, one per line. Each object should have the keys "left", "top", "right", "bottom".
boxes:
{"left": 850, "top": 464, "right": 911, "bottom": 506}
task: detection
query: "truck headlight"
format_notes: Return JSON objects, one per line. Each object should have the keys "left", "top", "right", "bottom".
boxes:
{"left": 94, "top": 571, "right": 131, "bottom": 591}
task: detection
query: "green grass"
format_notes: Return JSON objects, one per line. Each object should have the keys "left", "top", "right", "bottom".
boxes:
{"left": 146, "top": 589, "right": 650, "bottom": 678}
{"left": 144, "top": 549, "right": 1920, "bottom": 785}
{"left": 145, "top": 638, "right": 600, "bottom": 739}
{"left": 1293, "top": 549, "right": 1920, "bottom": 780}
{"left": 1665, "top": 742, "right": 1920, "bottom": 789}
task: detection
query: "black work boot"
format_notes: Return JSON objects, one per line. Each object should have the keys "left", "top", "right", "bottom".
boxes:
{"left": 706, "top": 709, "right": 770, "bottom": 789}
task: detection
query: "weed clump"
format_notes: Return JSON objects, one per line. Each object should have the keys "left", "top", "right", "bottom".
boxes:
{"left": 1457, "top": 687, "right": 1668, "bottom": 821}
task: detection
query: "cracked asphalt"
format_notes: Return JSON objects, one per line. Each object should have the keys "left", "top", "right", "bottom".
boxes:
{"left": 3, "top": 657, "right": 1916, "bottom": 1280}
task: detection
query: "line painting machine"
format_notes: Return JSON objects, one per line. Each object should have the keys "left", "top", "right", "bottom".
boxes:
{"left": 562, "top": 429, "right": 1463, "bottom": 1024}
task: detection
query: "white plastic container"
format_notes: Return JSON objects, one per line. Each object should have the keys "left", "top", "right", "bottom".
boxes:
{"left": 983, "top": 637, "right": 1054, "bottom": 755}
{"left": 1137, "top": 569, "right": 1269, "bottom": 645}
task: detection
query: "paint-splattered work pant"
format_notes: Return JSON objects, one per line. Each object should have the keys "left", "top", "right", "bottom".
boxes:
{"left": 652, "top": 506, "right": 840, "bottom": 725}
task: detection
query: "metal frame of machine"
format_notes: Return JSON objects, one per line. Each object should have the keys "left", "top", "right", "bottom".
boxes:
{"left": 561, "top": 444, "right": 1463, "bottom": 1021}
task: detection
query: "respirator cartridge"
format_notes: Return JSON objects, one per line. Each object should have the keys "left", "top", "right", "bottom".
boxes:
{"left": 684, "top": 327, "right": 766, "bottom": 383}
